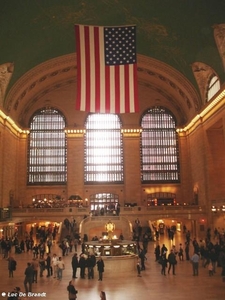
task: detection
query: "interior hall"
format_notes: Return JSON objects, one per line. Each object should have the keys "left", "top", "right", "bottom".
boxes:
{"left": 0, "top": 1, "right": 225, "bottom": 299}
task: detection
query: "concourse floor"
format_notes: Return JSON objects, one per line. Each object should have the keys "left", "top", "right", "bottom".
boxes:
{"left": 0, "top": 232, "right": 224, "bottom": 300}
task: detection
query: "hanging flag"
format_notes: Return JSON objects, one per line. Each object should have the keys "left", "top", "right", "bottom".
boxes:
{"left": 75, "top": 24, "right": 139, "bottom": 113}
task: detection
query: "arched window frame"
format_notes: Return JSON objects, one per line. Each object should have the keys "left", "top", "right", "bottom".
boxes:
{"left": 206, "top": 75, "right": 220, "bottom": 102}
{"left": 27, "top": 108, "right": 67, "bottom": 185}
{"left": 84, "top": 113, "right": 123, "bottom": 183}
{"left": 140, "top": 107, "right": 180, "bottom": 183}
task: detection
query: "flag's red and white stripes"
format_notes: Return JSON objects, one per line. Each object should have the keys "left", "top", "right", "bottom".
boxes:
{"left": 75, "top": 25, "right": 139, "bottom": 113}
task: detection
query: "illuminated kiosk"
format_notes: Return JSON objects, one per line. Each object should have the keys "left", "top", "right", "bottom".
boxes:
{"left": 84, "top": 220, "right": 137, "bottom": 273}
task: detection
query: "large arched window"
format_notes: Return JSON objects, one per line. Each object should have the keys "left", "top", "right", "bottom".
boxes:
{"left": 84, "top": 114, "right": 123, "bottom": 183}
{"left": 28, "top": 108, "right": 67, "bottom": 184}
{"left": 207, "top": 75, "right": 220, "bottom": 101}
{"left": 140, "top": 107, "right": 180, "bottom": 183}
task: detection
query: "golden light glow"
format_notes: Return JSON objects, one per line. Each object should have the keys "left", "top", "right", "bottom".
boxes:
{"left": 177, "top": 88, "right": 225, "bottom": 134}
{"left": 0, "top": 109, "right": 29, "bottom": 135}
{"left": 65, "top": 129, "right": 86, "bottom": 134}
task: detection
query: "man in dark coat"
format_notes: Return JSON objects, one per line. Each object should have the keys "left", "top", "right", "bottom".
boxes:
{"left": 139, "top": 248, "right": 147, "bottom": 270}
{"left": 45, "top": 253, "right": 51, "bottom": 277}
{"left": 97, "top": 256, "right": 104, "bottom": 281}
{"left": 168, "top": 249, "right": 177, "bottom": 275}
{"left": 79, "top": 254, "right": 86, "bottom": 279}
{"left": 87, "top": 254, "right": 96, "bottom": 279}
{"left": 24, "top": 262, "right": 34, "bottom": 293}
{"left": 71, "top": 253, "right": 79, "bottom": 279}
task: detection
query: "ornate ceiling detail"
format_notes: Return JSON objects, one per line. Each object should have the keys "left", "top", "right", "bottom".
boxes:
{"left": 5, "top": 53, "right": 201, "bottom": 127}
{"left": 0, "top": 63, "right": 14, "bottom": 106}
{"left": 191, "top": 62, "right": 218, "bottom": 104}
{"left": 213, "top": 24, "right": 225, "bottom": 72}
{"left": 5, "top": 54, "right": 77, "bottom": 114}
{"left": 18, "top": 78, "right": 76, "bottom": 126}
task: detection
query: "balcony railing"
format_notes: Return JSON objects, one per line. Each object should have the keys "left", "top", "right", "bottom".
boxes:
{"left": 10, "top": 205, "right": 206, "bottom": 219}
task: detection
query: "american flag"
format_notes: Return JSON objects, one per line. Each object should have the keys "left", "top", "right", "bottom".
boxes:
{"left": 75, "top": 24, "right": 139, "bottom": 113}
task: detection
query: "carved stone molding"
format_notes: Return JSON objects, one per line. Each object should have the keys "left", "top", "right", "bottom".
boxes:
{"left": 191, "top": 62, "right": 218, "bottom": 103}
{"left": 213, "top": 23, "right": 225, "bottom": 71}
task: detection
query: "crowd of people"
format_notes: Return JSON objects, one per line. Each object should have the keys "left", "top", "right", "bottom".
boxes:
{"left": 2, "top": 220, "right": 225, "bottom": 299}
{"left": 1, "top": 227, "right": 107, "bottom": 300}
{"left": 5, "top": 250, "right": 106, "bottom": 300}
{"left": 151, "top": 227, "right": 225, "bottom": 280}
{"left": 130, "top": 218, "right": 225, "bottom": 282}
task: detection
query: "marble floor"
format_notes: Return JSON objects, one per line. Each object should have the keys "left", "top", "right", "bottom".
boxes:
{"left": 0, "top": 232, "right": 224, "bottom": 300}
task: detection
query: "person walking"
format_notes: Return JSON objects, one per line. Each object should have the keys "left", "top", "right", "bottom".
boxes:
{"left": 97, "top": 256, "right": 105, "bottom": 281}
{"left": 57, "top": 256, "right": 65, "bottom": 280}
{"left": 45, "top": 253, "right": 51, "bottom": 277}
{"left": 178, "top": 243, "right": 184, "bottom": 261}
{"left": 24, "top": 262, "right": 34, "bottom": 293}
{"left": 191, "top": 251, "right": 200, "bottom": 276}
{"left": 32, "top": 244, "right": 39, "bottom": 259}
{"left": 185, "top": 242, "right": 190, "bottom": 260}
{"left": 161, "top": 244, "right": 168, "bottom": 256}
{"left": 7, "top": 255, "right": 16, "bottom": 278}
{"left": 136, "top": 258, "right": 142, "bottom": 277}
{"left": 39, "top": 257, "right": 45, "bottom": 277}
{"left": 154, "top": 244, "right": 160, "bottom": 262}
{"left": 168, "top": 249, "right": 177, "bottom": 275}
{"left": 100, "top": 291, "right": 107, "bottom": 300}
{"left": 160, "top": 254, "right": 168, "bottom": 276}
{"left": 67, "top": 280, "right": 78, "bottom": 300}
{"left": 51, "top": 253, "right": 59, "bottom": 278}
{"left": 31, "top": 258, "right": 38, "bottom": 283}
{"left": 71, "top": 253, "right": 79, "bottom": 279}
{"left": 139, "top": 248, "right": 147, "bottom": 270}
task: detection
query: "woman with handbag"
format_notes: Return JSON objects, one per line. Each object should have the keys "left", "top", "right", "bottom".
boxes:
{"left": 67, "top": 281, "right": 78, "bottom": 300}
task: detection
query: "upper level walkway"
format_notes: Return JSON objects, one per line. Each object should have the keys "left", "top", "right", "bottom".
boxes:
{"left": 10, "top": 205, "right": 206, "bottom": 223}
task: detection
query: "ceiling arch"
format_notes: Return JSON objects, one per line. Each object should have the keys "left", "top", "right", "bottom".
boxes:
{"left": 4, "top": 53, "right": 201, "bottom": 128}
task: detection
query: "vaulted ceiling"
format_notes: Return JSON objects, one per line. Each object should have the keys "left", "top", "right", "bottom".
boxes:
{"left": 1, "top": 0, "right": 225, "bottom": 127}
{"left": 1, "top": 0, "right": 225, "bottom": 87}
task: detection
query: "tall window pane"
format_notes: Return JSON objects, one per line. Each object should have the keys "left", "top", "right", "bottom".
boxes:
{"left": 207, "top": 75, "right": 220, "bottom": 101}
{"left": 141, "top": 107, "right": 180, "bottom": 182}
{"left": 84, "top": 114, "right": 123, "bottom": 183}
{"left": 28, "top": 108, "right": 67, "bottom": 184}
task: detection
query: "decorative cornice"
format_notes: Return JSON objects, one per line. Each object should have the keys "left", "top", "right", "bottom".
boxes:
{"left": 0, "top": 110, "right": 29, "bottom": 137}
{"left": 177, "top": 87, "right": 225, "bottom": 134}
